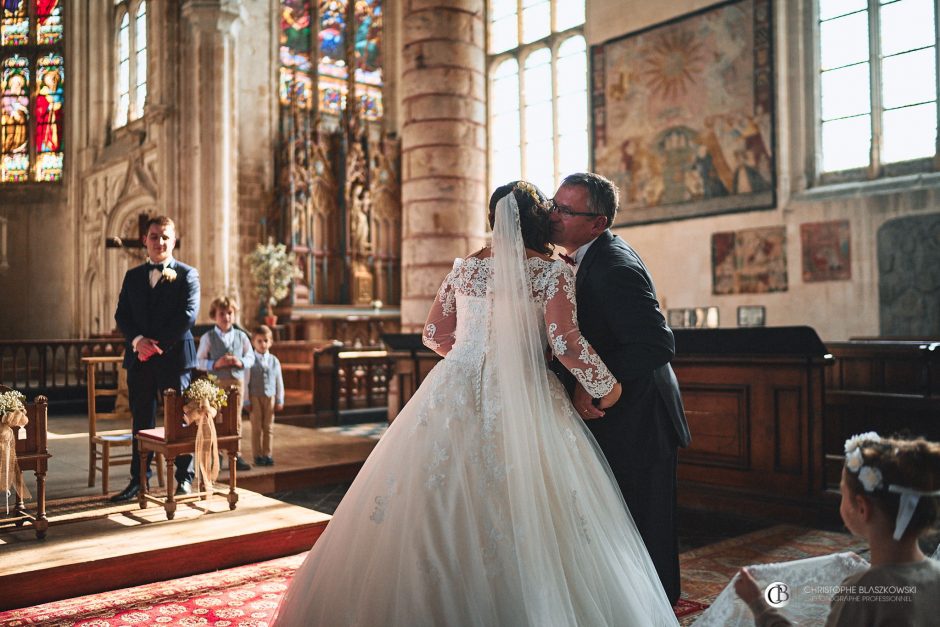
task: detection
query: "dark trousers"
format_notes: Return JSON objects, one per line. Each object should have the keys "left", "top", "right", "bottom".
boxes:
{"left": 611, "top": 451, "right": 681, "bottom": 605}
{"left": 127, "top": 360, "right": 194, "bottom": 484}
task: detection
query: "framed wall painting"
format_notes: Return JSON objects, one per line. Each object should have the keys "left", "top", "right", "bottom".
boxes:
{"left": 737, "top": 305, "right": 766, "bottom": 327}
{"left": 712, "top": 225, "right": 787, "bottom": 295}
{"left": 591, "top": 0, "right": 775, "bottom": 226}
{"left": 801, "top": 220, "right": 851, "bottom": 282}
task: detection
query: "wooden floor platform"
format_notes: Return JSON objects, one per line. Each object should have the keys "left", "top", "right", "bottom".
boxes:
{"left": 0, "top": 488, "right": 329, "bottom": 611}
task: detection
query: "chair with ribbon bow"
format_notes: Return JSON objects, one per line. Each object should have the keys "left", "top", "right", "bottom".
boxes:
{"left": 0, "top": 386, "right": 50, "bottom": 539}
{"left": 136, "top": 384, "right": 242, "bottom": 520}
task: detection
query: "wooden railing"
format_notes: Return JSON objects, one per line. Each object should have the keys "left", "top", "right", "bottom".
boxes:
{"left": 0, "top": 338, "right": 124, "bottom": 401}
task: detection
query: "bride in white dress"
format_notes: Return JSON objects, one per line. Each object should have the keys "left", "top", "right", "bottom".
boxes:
{"left": 274, "top": 182, "right": 678, "bottom": 626}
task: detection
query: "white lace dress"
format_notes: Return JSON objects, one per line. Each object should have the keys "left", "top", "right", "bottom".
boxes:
{"left": 274, "top": 257, "right": 677, "bottom": 626}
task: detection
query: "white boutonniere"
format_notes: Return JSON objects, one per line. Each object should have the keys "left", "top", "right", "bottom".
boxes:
{"left": 162, "top": 267, "right": 178, "bottom": 283}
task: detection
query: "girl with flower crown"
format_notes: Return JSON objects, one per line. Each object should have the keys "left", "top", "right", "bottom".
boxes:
{"left": 734, "top": 432, "right": 940, "bottom": 626}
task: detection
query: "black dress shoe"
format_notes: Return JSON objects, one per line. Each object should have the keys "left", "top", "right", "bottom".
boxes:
{"left": 175, "top": 479, "right": 192, "bottom": 496}
{"left": 263, "top": 456, "right": 275, "bottom": 466}
{"left": 110, "top": 481, "right": 141, "bottom": 502}
{"left": 235, "top": 456, "right": 252, "bottom": 471}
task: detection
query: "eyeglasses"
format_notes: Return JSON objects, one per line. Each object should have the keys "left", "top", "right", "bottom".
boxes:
{"left": 547, "top": 200, "right": 602, "bottom": 218}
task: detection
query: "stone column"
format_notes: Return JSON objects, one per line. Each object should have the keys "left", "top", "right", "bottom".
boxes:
{"left": 180, "top": 0, "right": 242, "bottom": 312}
{"left": 399, "top": 0, "right": 487, "bottom": 331}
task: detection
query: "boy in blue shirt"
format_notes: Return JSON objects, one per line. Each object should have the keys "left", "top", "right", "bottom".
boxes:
{"left": 244, "top": 324, "right": 284, "bottom": 466}
{"left": 196, "top": 296, "right": 254, "bottom": 470}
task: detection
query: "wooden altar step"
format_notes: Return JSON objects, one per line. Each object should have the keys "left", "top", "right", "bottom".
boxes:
{"left": 0, "top": 488, "right": 329, "bottom": 611}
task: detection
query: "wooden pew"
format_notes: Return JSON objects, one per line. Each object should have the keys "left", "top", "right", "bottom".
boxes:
{"left": 672, "top": 327, "right": 832, "bottom": 523}
{"left": 823, "top": 339, "right": 940, "bottom": 492}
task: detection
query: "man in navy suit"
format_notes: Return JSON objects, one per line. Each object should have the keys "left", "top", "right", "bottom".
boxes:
{"left": 549, "top": 173, "right": 691, "bottom": 605}
{"left": 111, "top": 215, "right": 200, "bottom": 502}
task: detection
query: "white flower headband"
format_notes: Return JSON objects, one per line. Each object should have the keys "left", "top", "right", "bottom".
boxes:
{"left": 844, "top": 432, "right": 940, "bottom": 540}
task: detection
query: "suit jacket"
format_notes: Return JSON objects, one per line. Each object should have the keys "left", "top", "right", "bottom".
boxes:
{"left": 552, "top": 231, "right": 691, "bottom": 467}
{"left": 115, "top": 260, "right": 200, "bottom": 372}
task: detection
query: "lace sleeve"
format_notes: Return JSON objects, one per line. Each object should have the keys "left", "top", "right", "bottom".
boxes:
{"left": 543, "top": 262, "right": 616, "bottom": 398}
{"left": 422, "top": 259, "right": 461, "bottom": 357}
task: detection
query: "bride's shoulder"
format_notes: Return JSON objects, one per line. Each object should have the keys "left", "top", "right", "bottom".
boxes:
{"left": 465, "top": 247, "right": 492, "bottom": 260}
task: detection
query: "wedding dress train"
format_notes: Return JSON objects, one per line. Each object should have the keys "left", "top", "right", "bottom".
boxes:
{"left": 275, "top": 197, "right": 676, "bottom": 626}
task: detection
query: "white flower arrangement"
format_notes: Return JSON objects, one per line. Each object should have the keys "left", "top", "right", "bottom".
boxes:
{"left": 162, "top": 267, "right": 177, "bottom": 283}
{"left": 845, "top": 431, "right": 880, "bottom": 454}
{"left": 0, "top": 389, "right": 26, "bottom": 417}
{"left": 845, "top": 448, "right": 864, "bottom": 473}
{"left": 183, "top": 375, "right": 228, "bottom": 410}
{"left": 858, "top": 465, "right": 884, "bottom": 492}
{"left": 247, "top": 239, "right": 302, "bottom": 315}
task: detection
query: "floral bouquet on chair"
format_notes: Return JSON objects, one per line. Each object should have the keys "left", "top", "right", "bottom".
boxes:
{"left": 0, "top": 389, "right": 30, "bottom": 509}
{"left": 181, "top": 376, "right": 229, "bottom": 495}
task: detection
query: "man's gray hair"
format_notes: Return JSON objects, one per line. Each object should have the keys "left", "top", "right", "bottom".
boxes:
{"left": 561, "top": 172, "right": 620, "bottom": 227}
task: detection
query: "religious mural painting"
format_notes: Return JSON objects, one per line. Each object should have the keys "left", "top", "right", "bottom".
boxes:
{"left": 712, "top": 225, "right": 787, "bottom": 295}
{"left": 592, "top": 0, "right": 774, "bottom": 225}
{"left": 800, "top": 220, "right": 851, "bottom": 282}
{"left": 0, "top": 0, "right": 63, "bottom": 183}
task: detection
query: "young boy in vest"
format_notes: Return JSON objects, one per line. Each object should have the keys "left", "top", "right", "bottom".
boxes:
{"left": 196, "top": 295, "right": 254, "bottom": 470}
{"left": 244, "top": 325, "right": 284, "bottom": 466}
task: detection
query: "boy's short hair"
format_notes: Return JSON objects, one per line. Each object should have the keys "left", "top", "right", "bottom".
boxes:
{"left": 209, "top": 295, "right": 239, "bottom": 318}
{"left": 252, "top": 324, "right": 273, "bottom": 339}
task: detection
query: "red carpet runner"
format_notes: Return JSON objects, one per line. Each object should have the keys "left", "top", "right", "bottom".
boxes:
{"left": 0, "top": 550, "right": 704, "bottom": 625}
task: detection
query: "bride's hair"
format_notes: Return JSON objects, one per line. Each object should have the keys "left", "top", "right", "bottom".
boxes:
{"left": 488, "top": 181, "right": 552, "bottom": 255}
{"left": 844, "top": 434, "right": 940, "bottom": 538}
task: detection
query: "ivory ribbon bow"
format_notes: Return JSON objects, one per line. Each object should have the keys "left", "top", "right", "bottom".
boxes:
{"left": 1, "top": 409, "right": 31, "bottom": 514}
{"left": 183, "top": 399, "right": 220, "bottom": 496}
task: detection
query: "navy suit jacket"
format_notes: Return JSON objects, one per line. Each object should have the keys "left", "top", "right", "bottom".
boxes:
{"left": 115, "top": 260, "right": 200, "bottom": 372}
{"left": 552, "top": 230, "right": 691, "bottom": 467}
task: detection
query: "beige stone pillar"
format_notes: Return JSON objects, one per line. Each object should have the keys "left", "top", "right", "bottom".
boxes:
{"left": 399, "top": 0, "right": 487, "bottom": 331}
{"left": 180, "top": 0, "right": 242, "bottom": 315}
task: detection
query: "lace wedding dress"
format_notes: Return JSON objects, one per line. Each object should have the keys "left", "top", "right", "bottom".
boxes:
{"left": 274, "top": 197, "right": 677, "bottom": 626}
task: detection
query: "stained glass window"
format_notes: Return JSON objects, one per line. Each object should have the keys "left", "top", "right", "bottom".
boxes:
{"left": 487, "top": 1, "right": 586, "bottom": 193}
{"left": 1, "top": 0, "right": 64, "bottom": 183}
{"left": 279, "top": 0, "right": 383, "bottom": 121}
{"left": 113, "top": 1, "right": 147, "bottom": 128}
{"left": 280, "top": 0, "right": 314, "bottom": 109}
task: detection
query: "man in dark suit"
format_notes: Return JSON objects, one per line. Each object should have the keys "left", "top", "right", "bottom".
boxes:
{"left": 549, "top": 172, "right": 691, "bottom": 605}
{"left": 111, "top": 215, "right": 200, "bottom": 502}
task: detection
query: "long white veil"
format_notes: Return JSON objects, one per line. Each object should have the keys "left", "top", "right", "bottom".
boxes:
{"left": 492, "top": 192, "right": 578, "bottom": 621}
{"left": 492, "top": 191, "right": 677, "bottom": 625}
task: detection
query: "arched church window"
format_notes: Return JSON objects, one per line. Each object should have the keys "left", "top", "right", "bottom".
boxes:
{"left": 487, "top": 0, "right": 586, "bottom": 194}
{"left": 113, "top": 0, "right": 147, "bottom": 129}
{"left": 815, "top": 0, "right": 938, "bottom": 181}
{"left": 278, "top": 0, "right": 383, "bottom": 121}
{"left": 0, "top": 0, "right": 63, "bottom": 183}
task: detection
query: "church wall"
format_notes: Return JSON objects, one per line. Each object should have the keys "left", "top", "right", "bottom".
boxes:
{"left": 585, "top": 0, "right": 939, "bottom": 341}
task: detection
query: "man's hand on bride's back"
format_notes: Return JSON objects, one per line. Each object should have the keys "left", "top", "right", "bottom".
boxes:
{"left": 597, "top": 383, "right": 622, "bottom": 410}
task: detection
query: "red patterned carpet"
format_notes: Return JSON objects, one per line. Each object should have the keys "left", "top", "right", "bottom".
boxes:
{"left": 0, "top": 524, "right": 861, "bottom": 626}
{"left": 0, "top": 554, "right": 305, "bottom": 627}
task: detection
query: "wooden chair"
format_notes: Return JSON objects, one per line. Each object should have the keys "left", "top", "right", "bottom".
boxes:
{"left": 83, "top": 357, "right": 164, "bottom": 494}
{"left": 136, "top": 385, "right": 242, "bottom": 520}
{"left": 0, "top": 386, "right": 50, "bottom": 539}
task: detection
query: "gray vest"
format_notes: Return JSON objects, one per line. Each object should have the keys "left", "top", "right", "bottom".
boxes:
{"left": 207, "top": 329, "right": 248, "bottom": 380}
